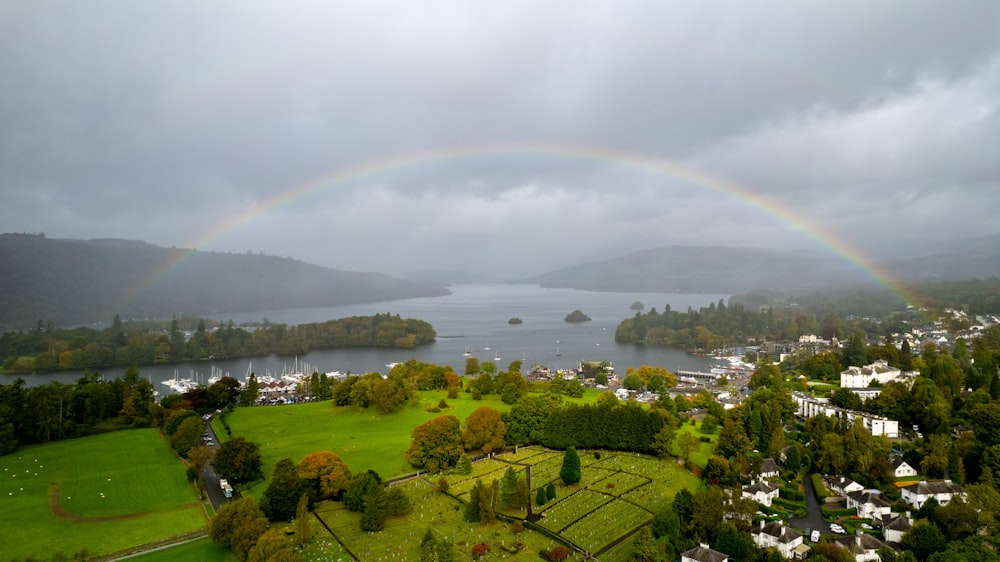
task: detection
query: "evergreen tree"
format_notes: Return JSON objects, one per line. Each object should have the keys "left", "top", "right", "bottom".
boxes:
{"left": 536, "top": 486, "right": 548, "bottom": 506}
{"left": 343, "top": 470, "right": 382, "bottom": 512}
{"left": 560, "top": 446, "right": 581, "bottom": 485}
{"left": 261, "top": 458, "right": 310, "bottom": 522}
{"left": 420, "top": 528, "right": 456, "bottom": 562}
{"left": 465, "top": 480, "right": 482, "bottom": 522}
{"left": 294, "top": 493, "right": 312, "bottom": 547}
{"left": 546, "top": 482, "right": 556, "bottom": 501}
{"left": 499, "top": 466, "right": 521, "bottom": 509}
{"left": 479, "top": 479, "right": 498, "bottom": 524}
{"left": 455, "top": 454, "right": 472, "bottom": 475}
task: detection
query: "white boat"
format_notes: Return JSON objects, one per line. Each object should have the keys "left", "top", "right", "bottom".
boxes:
{"left": 463, "top": 346, "right": 472, "bottom": 357}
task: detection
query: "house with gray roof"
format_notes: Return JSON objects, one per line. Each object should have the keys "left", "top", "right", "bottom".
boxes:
{"left": 758, "top": 457, "right": 780, "bottom": 479}
{"left": 834, "top": 531, "right": 886, "bottom": 562}
{"left": 881, "top": 511, "right": 912, "bottom": 546}
{"left": 681, "top": 543, "right": 729, "bottom": 562}
{"left": 892, "top": 459, "right": 917, "bottom": 478}
{"left": 742, "top": 480, "right": 780, "bottom": 507}
{"left": 751, "top": 521, "right": 803, "bottom": 559}
{"left": 845, "top": 490, "right": 892, "bottom": 520}
{"left": 900, "top": 480, "right": 966, "bottom": 509}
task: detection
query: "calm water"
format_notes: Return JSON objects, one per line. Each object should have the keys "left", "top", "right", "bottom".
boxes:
{"left": 7, "top": 284, "right": 728, "bottom": 390}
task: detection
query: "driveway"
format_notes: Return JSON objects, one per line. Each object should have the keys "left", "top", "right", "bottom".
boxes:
{"left": 201, "top": 419, "right": 240, "bottom": 512}
{"left": 790, "top": 474, "right": 829, "bottom": 539}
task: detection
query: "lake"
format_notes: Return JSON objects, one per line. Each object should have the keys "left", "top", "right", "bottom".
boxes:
{"left": 6, "top": 284, "right": 729, "bottom": 391}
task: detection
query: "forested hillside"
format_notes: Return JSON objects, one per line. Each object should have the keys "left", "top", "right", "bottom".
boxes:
{"left": 0, "top": 234, "right": 449, "bottom": 329}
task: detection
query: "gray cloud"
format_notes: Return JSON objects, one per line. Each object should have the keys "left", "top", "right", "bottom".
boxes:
{"left": 1, "top": 1, "right": 998, "bottom": 278}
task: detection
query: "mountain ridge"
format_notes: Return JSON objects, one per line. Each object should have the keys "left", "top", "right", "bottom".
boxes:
{"left": 524, "top": 244, "right": 1000, "bottom": 294}
{"left": 0, "top": 233, "right": 449, "bottom": 330}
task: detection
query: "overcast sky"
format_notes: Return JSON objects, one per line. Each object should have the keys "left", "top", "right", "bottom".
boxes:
{"left": 2, "top": 1, "right": 998, "bottom": 279}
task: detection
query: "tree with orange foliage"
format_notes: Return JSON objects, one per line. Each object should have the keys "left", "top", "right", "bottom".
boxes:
{"left": 297, "top": 450, "right": 351, "bottom": 500}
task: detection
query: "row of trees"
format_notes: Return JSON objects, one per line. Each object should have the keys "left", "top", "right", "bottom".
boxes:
{"left": 0, "top": 367, "right": 158, "bottom": 453}
{"left": 1, "top": 312, "right": 435, "bottom": 373}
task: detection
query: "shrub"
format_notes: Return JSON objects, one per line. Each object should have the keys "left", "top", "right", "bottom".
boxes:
{"left": 545, "top": 546, "right": 571, "bottom": 561}
{"left": 472, "top": 542, "right": 490, "bottom": 556}
{"left": 811, "top": 474, "right": 829, "bottom": 499}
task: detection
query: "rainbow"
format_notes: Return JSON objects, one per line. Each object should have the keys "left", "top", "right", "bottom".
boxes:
{"left": 122, "top": 141, "right": 917, "bottom": 309}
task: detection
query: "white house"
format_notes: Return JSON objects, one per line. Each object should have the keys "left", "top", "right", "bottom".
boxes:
{"left": 845, "top": 490, "right": 892, "bottom": 520}
{"left": 881, "top": 512, "right": 912, "bottom": 545}
{"left": 835, "top": 531, "right": 886, "bottom": 562}
{"left": 681, "top": 543, "right": 729, "bottom": 562}
{"left": 742, "top": 480, "right": 780, "bottom": 507}
{"left": 751, "top": 521, "right": 803, "bottom": 559}
{"left": 901, "top": 480, "right": 966, "bottom": 509}
{"left": 892, "top": 459, "right": 917, "bottom": 479}
{"left": 758, "top": 458, "right": 780, "bottom": 479}
{"left": 839, "top": 360, "right": 914, "bottom": 388}
{"left": 829, "top": 476, "right": 864, "bottom": 496}
{"left": 792, "top": 392, "right": 899, "bottom": 438}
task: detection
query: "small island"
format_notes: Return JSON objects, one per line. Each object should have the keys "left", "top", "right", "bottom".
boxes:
{"left": 508, "top": 317, "right": 523, "bottom": 325}
{"left": 630, "top": 301, "right": 645, "bottom": 310}
{"left": 564, "top": 309, "right": 592, "bottom": 323}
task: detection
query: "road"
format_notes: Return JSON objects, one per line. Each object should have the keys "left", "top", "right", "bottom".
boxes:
{"left": 200, "top": 418, "right": 240, "bottom": 511}
{"left": 790, "top": 474, "right": 829, "bottom": 539}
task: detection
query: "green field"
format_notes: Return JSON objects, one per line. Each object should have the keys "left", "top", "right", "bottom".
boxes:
{"left": 672, "top": 420, "right": 718, "bottom": 468}
{"left": 125, "top": 537, "right": 237, "bottom": 562}
{"left": 217, "top": 389, "right": 604, "bottom": 496}
{"left": 0, "top": 429, "right": 206, "bottom": 560}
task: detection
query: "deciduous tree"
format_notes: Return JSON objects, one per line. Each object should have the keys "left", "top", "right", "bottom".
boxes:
{"left": 297, "top": 450, "right": 350, "bottom": 500}
{"left": 462, "top": 406, "right": 506, "bottom": 454}
{"left": 405, "top": 415, "right": 464, "bottom": 473}
{"left": 210, "top": 497, "right": 269, "bottom": 560}
{"left": 212, "top": 436, "right": 263, "bottom": 484}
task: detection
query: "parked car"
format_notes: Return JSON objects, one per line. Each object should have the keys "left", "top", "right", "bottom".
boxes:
{"left": 811, "top": 530, "right": 821, "bottom": 542}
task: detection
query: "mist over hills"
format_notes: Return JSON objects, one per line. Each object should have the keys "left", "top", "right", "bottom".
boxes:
{"left": 0, "top": 234, "right": 449, "bottom": 330}
{"left": 525, "top": 244, "right": 1000, "bottom": 294}
{"left": 4, "top": 232, "right": 998, "bottom": 331}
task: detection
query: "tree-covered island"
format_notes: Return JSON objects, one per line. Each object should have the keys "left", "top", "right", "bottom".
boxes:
{"left": 0, "top": 313, "right": 435, "bottom": 374}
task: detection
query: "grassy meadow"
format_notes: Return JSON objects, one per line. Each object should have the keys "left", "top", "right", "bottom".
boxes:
{"left": 671, "top": 419, "right": 719, "bottom": 468}
{"left": 216, "top": 388, "right": 604, "bottom": 496}
{"left": 125, "top": 537, "right": 237, "bottom": 562}
{"left": 0, "top": 429, "right": 206, "bottom": 561}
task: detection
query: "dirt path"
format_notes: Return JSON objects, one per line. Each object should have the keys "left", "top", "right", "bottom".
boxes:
{"left": 50, "top": 483, "right": 202, "bottom": 523}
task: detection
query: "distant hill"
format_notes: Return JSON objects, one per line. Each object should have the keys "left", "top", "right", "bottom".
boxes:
{"left": 0, "top": 234, "right": 449, "bottom": 329}
{"left": 524, "top": 245, "right": 1000, "bottom": 294}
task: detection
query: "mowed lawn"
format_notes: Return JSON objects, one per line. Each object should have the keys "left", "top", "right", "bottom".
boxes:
{"left": 0, "top": 429, "right": 206, "bottom": 561}
{"left": 221, "top": 389, "right": 604, "bottom": 496}
{"left": 671, "top": 420, "right": 718, "bottom": 469}
{"left": 127, "top": 537, "right": 238, "bottom": 562}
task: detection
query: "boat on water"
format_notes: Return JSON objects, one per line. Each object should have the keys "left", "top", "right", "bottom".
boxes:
{"left": 161, "top": 369, "right": 202, "bottom": 394}
{"left": 463, "top": 346, "right": 472, "bottom": 357}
